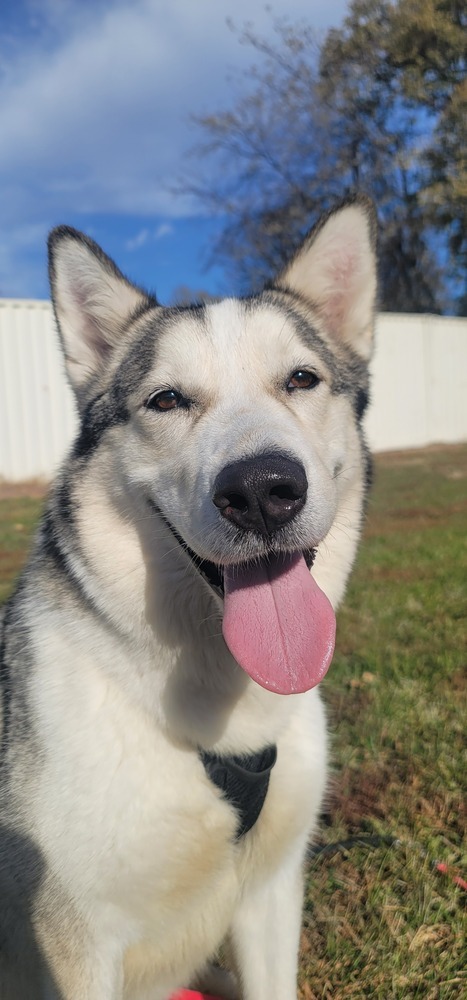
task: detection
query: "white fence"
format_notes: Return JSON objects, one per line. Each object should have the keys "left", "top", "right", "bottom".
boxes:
{"left": 0, "top": 301, "right": 77, "bottom": 482}
{"left": 366, "top": 313, "right": 467, "bottom": 451}
{"left": 0, "top": 299, "right": 466, "bottom": 482}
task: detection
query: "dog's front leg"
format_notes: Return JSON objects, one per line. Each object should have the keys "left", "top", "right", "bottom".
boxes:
{"left": 0, "top": 952, "right": 123, "bottom": 1000}
{"left": 228, "top": 845, "right": 306, "bottom": 1000}
{"left": 37, "top": 930, "right": 124, "bottom": 1000}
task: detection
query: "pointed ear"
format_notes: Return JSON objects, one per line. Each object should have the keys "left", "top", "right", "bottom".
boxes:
{"left": 48, "top": 227, "right": 155, "bottom": 402}
{"left": 274, "top": 196, "right": 378, "bottom": 360}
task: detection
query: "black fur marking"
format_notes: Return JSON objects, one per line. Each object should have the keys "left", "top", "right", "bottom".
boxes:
{"left": 171, "top": 302, "right": 208, "bottom": 317}
{"left": 364, "top": 443, "right": 373, "bottom": 490}
{"left": 40, "top": 509, "right": 74, "bottom": 578}
{"left": 0, "top": 587, "right": 35, "bottom": 772}
{"left": 148, "top": 500, "right": 224, "bottom": 593}
{"left": 256, "top": 292, "right": 371, "bottom": 416}
{"left": 39, "top": 473, "right": 95, "bottom": 607}
{"left": 112, "top": 320, "right": 162, "bottom": 399}
{"left": 288, "top": 313, "right": 369, "bottom": 405}
{"left": 72, "top": 391, "right": 129, "bottom": 461}
{"left": 246, "top": 292, "right": 336, "bottom": 373}
{"left": 200, "top": 744, "right": 277, "bottom": 839}
{"left": 39, "top": 505, "right": 98, "bottom": 620}
{"left": 360, "top": 435, "right": 374, "bottom": 520}
{"left": 0, "top": 603, "right": 14, "bottom": 761}
{"left": 70, "top": 312, "right": 173, "bottom": 462}
{"left": 40, "top": 508, "right": 82, "bottom": 596}
{"left": 54, "top": 476, "right": 76, "bottom": 525}
{"left": 129, "top": 296, "right": 159, "bottom": 324}
{"left": 355, "top": 386, "right": 370, "bottom": 420}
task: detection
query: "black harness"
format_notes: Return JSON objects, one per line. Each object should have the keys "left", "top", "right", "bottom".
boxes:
{"left": 200, "top": 744, "right": 277, "bottom": 839}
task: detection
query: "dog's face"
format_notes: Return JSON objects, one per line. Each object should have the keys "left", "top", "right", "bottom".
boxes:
{"left": 118, "top": 297, "right": 356, "bottom": 564}
{"left": 49, "top": 197, "right": 377, "bottom": 693}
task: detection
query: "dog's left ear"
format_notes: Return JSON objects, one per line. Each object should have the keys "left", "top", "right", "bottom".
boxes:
{"left": 48, "top": 227, "right": 154, "bottom": 406}
{"left": 273, "top": 195, "right": 377, "bottom": 360}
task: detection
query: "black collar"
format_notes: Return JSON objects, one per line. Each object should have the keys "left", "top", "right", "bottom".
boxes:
{"left": 200, "top": 744, "right": 277, "bottom": 839}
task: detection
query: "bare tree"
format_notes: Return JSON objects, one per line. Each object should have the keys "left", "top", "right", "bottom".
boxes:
{"left": 181, "top": 2, "right": 466, "bottom": 313}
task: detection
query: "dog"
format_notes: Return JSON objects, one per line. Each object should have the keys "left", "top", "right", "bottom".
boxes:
{"left": 0, "top": 195, "right": 377, "bottom": 999}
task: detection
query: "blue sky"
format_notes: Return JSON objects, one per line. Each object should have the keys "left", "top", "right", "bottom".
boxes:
{"left": 1, "top": 0, "right": 349, "bottom": 303}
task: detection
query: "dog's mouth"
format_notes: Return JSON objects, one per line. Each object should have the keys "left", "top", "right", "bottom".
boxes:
{"left": 152, "top": 503, "right": 336, "bottom": 696}
{"left": 153, "top": 503, "right": 316, "bottom": 596}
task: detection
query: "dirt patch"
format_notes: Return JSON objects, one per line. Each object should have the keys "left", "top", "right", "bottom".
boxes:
{"left": 327, "top": 763, "right": 392, "bottom": 827}
{"left": 327, "top": 755, "right": 466, "bottom": 843}
{"left": 364, "top": 499, "right": 467, "bottom": 537}
{"left": 374, "top": 442, "right": 467, "bottom": 466}
{"left": 0, "top": 479, "right": 49, "bottom": 499}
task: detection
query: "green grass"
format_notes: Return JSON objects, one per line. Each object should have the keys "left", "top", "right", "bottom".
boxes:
{"left": 302, "top": 445, "right": 467, "bottom": 999}
{"left": 1, "top": 446, "right": 466, "bottom": 997}
{"left": 0, "top": 494, "right": 45, "bottom": 604}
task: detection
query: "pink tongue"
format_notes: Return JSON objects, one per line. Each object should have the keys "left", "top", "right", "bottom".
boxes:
{"left": 222, "top": 553, "right": 335, "bottom": 695}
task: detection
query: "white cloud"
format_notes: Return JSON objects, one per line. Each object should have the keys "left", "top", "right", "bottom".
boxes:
{"left": 154, "top": 223, "right": 173, "bottom": 240}
{"left": 125, "top": 228, "right": 150, "bottom": 251}
{"left": 125, "top": 221, "right": 173, "bottom": 252}
{"left": 0, "top": 0, "right": 348, "bottom": 293}
{"left": 0, "top": 0, "right": 348, "bottom": 224}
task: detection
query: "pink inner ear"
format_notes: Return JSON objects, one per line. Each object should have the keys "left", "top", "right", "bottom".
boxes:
{"left": 320, "top": 246, "right": 363, "bottom": 334}
{"left": 70, "top": 276, "right": 111, "bottom": 354}
{"left": 330, "top": 247, "right": 360, "bottom": 287}
{"left": 86, "top": 323, "right": 113, "bottom": 360}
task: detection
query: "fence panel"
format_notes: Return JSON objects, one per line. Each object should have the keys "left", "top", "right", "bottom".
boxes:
{"left": 0, "top": 300, "right": 77, "bottom": 481}
{"left": 365, "top": 314, "right": 467, "bottom": 452}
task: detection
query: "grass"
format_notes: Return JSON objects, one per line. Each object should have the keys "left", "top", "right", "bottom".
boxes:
{"left": 0, "top": 493, "right": 45, "bottom": 604}
{"left": 302, "top": 445, "right": 467, "bottom": 999}
{"left": 1, "top": 445, "right": 466, "bottom": 997}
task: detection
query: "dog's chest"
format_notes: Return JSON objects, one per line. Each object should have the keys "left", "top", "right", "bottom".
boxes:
{"left": 104, "top": 743, "right": 239, "bottom": 911}
{"left": 33, "top": 665, "right": 243, "bottom": 917}
{"left": 33, "top": 634, "right": 324, "bottom": 944}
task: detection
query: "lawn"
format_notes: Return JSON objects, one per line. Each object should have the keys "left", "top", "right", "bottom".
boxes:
{"left": 1, "top": 445, "right": 466, "bottom": 998}
{"left": 302, "top": 445, "right": 466, "bottom": 999}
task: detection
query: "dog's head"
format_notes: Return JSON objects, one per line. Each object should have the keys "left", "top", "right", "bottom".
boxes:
{"left": 49, "top": 197, "right": 377, "bottom": 694}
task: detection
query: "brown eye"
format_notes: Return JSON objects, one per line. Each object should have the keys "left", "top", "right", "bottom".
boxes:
{"left": 145, "top": 389, "right": 184, "bottom": 411}
{"left": 287, "top": 370, "right": 320, "bottom": 391}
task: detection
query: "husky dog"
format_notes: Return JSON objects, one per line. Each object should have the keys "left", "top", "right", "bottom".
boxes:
{"left": 0, "top": 197, "right": 377, "bottom": 999}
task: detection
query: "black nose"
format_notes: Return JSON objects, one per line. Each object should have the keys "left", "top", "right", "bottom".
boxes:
{"left": 212, "top": 453, "right": 308, "bottom": 535}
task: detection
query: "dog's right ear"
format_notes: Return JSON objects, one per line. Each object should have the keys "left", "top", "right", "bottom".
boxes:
{"left": 273, "top": 196, "right": 377, "bottom": 361}
{"left": 48, "top": 227, "right": 155, "bottom": 404}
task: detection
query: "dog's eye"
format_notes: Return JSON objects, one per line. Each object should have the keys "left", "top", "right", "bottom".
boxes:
{"left": 287, "top": 370, "right": 320, "bottom": 391}
{"left": 145, "top": 389, "right": 184, "bottom": 412}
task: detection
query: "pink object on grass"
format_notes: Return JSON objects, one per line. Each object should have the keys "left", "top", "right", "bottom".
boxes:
{"left": 170, "top": 991, "right": 223, "bottom": 1000}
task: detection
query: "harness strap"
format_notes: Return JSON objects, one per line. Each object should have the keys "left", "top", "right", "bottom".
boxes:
{"left": 200, "top": 744, "right": 277, "bottom": 839}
